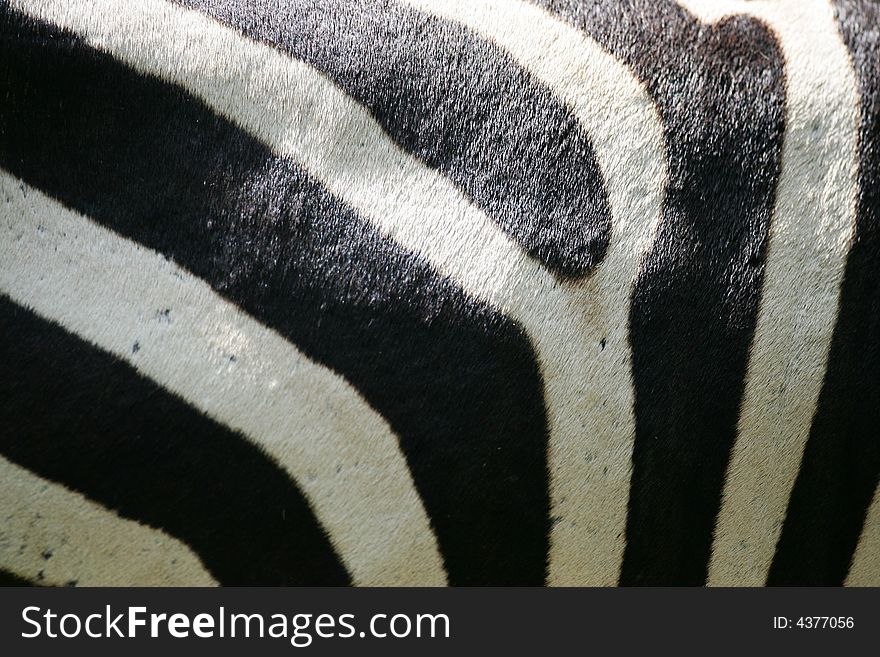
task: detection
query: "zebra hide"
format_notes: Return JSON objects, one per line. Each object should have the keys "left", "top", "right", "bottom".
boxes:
{"left": 0, "top": 0, "right": 878, "bottom": 587}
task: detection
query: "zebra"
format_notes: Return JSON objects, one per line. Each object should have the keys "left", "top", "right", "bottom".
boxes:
{"left": 0, "top": 0, "right": 877, "bottom": 587}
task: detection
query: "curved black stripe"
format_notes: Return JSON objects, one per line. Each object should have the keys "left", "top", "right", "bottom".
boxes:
{"left": 0, "top": 569, "right": 35, "bottom": 587}
{"left": 0, "top": 9, "right": 550, "bottom": 585}
{"left": 172, "top": 0, "right": 611, "bottom": 279}
{"left": 767, "top": 0, "right": 880, "bottom": 586}
{"left": 537, "top": 0, "right": 787, "bottom": 584}
{"left": 0, "top": 297, "right": 349, "bottom": 586}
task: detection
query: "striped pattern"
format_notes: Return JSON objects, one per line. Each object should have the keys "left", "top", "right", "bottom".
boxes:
{"left": 0, "top": 0, "right": 877, "bottom": 586}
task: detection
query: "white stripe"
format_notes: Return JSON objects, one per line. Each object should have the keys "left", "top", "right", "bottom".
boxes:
{"left": 846, "top": 482, "right": 880, "bottom": 586}
{"left": 0, "top": 175, "right": 446, "bottom": 586}
{"left": 399, "top": 0, "right": 667, "bottom": 585}
{"left": 675, "top": 0, "right": 862, "bottom": 586}
{"left": 0, "top": 455, "right": 217, "bottom": 586}
{"left": 16, "top": 0, "right": 666, "bottom": 584}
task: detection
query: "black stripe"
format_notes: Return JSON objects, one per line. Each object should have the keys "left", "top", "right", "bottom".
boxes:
{"left": 172, "top": 0, "right": 611, "bottom": 280}
{"left": 537, "top": 0, "right": 787, "bottom": 584}
{"left": 0, "top": 296, "right": 349, "bottom": 586}
{"left": 767, "top": 0, "right": 880, "bottom": 586}
{"left": 0, "top": 9, "right": 550, "bottom": 585}
{"left": 0, "top": 569, "right": 36, "bottom": 587}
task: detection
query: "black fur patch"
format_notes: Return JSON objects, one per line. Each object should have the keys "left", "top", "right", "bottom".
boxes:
{"left": 0, "top": 568, "right": 34, "bottom": 587}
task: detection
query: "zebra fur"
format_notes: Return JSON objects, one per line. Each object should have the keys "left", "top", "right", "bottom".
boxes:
{"left": 0, "top": 0, "right": 877, "bottom": 586}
